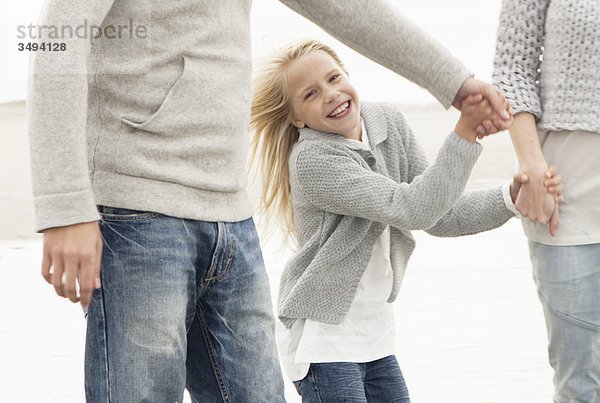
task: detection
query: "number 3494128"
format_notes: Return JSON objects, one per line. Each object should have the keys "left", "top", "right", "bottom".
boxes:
{"left": 18, "top": 42, "right": 67, "bottom": 51}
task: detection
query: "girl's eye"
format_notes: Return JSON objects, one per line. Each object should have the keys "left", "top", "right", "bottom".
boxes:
{"left": 329, "top": 74, "right": 340, "bottom": 82}
{"left": 304, "top": 90, "right": 316, "bottom": 100}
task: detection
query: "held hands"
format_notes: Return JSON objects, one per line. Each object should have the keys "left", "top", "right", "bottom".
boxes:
{"left": 42, "top": 221, "right": 103, "bottom": 307}
{"left": 510, "top": 167, "right": 563, "bottom": 236}
{"left": 453, "top": 77, "right": 513, "bottom": 136}
{"left": 454, "top": 94, "right": 500, "bottom": 142}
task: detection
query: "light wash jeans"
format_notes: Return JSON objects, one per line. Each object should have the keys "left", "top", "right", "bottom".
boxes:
{"left": 85, "top": 206, "right": 285, "bottom": 402}
{"left": 293, "top": 355, "right": 410, "bottom": 403}
{"left": 529, "top": 241, "right": 600, "bottom": 403}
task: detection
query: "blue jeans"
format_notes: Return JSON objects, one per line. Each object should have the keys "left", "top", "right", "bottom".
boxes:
{"left": 529, "top": 241, "right": 600, "bottom": 402}
{"left": 293, "top": 355, "right": 410, "bottom": 403}
{"left": 85, "top": 207, "right": 285, "bottom": 402}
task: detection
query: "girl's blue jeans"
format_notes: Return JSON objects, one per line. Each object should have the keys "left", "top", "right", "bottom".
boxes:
{"left": 293, "top": 355, "right": 411, "bottom": 402}
{"left": 84, "top": 206, "right": 285, "bottom": 402}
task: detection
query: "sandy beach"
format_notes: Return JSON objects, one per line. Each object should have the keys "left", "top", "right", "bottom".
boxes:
{"left": 0, "top": 101, "right": 553, "bottom": 402}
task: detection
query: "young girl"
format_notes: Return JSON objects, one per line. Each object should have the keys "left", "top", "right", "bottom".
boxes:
{"left": 250, "top": 40, "right": 560, "bottom": 402}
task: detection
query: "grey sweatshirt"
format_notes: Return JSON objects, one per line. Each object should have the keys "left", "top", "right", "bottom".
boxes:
{"left": 278, "top": 103, "right": 515, "bottom": 327}
{"left": 27, "top": 0, "right": 471, "bottom": 231}
{"left": 493, "top": 0, "right": 600, "bottom": 132}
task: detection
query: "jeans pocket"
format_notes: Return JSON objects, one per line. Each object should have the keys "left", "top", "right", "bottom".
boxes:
{"left": 98, "top": 205, "right": 159, "bottom": 222}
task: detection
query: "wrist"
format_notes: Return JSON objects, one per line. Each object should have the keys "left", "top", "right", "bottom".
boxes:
{"left": 517, "top": 163, "right": 548, "bottom": 179}
{"left": 454, "top": 121, "right": 477, "bottom": 143}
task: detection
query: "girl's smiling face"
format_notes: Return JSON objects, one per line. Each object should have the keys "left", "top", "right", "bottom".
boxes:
{"left": 287, "top": 50, "right": 361, "bottom": 140}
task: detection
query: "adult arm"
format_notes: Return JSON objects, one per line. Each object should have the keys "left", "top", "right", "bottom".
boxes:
{"left": 28, "top": 0, "right": 116, "bottom": 305}
{"left": 492, "top": 0, "right": 556, "bottom": 230}
{"left": 279, "top": 0, "right": 508, "bottom": 120}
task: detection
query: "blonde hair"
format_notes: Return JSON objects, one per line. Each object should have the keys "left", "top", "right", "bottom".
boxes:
{"left": 249, "top": 39, "right": 348, "bottom": 242}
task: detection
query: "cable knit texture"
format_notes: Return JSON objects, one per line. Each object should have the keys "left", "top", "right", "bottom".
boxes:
{"left": 493, "top": 0, "right": 600, "bottom": 132}
{"left": 278, "top": 102, "right": 515, "bottom": 328}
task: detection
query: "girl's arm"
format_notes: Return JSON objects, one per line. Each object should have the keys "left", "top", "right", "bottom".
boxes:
{"left": 423, "top": 165, "right": 562, "bottom": 237}
{"left": 398, "top": 115, "right": 514, "bottom": 237}
{"left": 424, "top": 187, "right": 514, "bottom": 237}
{"left": 293, "top": 131, "right": 482, "bottom": 231}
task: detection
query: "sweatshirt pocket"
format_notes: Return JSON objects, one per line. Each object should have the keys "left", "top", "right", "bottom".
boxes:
{"left": 115, "top": 57, "right": 251, "bottom": 191}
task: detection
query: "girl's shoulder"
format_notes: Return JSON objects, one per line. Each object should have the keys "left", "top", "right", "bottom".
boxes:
{"left": 360, "top": 102, "right": 414, "bottom": 148}
{"left": 361, "top": 101, "right": 410, "bottom": 128}
{"left": 361, "top": 102, "right": 410, "bottom": 136}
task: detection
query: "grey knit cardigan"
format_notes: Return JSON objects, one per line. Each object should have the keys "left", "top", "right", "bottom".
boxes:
{"left": 278, "top": 102, "right": 515, "bottom": 327}
{"left": 493, "top": 0, "right": 600, "bottom": 132}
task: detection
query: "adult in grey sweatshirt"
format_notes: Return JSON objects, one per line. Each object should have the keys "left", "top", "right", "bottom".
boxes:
{"left": 27, "top": 0, "right": 511, "bottom": 401}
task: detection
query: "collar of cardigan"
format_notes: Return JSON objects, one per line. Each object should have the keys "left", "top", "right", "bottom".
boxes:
{"left": 297, "top": 102, "right": 389, "bottom": 150}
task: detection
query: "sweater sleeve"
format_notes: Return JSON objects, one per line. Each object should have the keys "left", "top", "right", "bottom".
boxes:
{"left": 492, "top": 0, "right": 550, "bottom": 119}
{"left": 386, "top": 107, "right": 514, "bottom": 236}
{"left": 424, "top": 188, "right": 514, "bottom": 237}
{"left": 27, "top": 0, "right": 116, "bottom": 231}
{"left": 278, "top": 0, "right": 471, "bottom": 108}
{"left": 294, "top": 133, "right": 482, "bottom": 231}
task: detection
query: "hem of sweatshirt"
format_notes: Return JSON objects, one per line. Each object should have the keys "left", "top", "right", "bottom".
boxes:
{"left": 537, "top": 120, "right": 600, "bottom": 134}
{"left": 34, "top": 188, "right": 101, "bottom": 232}
{"left": 92, "top": 171, "right": 255, "bottom": 223}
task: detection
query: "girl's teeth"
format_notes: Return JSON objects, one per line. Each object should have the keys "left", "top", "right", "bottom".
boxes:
{"left": 330, "top": 101, "right": 349, "bottom": 117}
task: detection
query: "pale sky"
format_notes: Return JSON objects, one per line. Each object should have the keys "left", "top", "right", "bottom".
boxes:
{"left": 0, "top": 0, "right": 502, "bottom": 104}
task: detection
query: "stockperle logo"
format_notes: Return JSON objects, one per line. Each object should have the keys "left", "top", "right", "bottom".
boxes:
{"left": 17, "top": 19, "right": 148, "bottom": 44}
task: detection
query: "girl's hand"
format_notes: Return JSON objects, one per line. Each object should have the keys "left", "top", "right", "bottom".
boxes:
{"left": 453, "top": 78, "right": 513, "bottom": 135}
{"left": 454, "top": 94, "right": 498, "bottom": 142}
{"left": 510, "top": 166, "right": 563, "bottom": 236}
{"left": 510, "top": 166, "right": 562, "bottom": 204}
{"left": 544, "top": 166, "right": 563, "bottom": 202}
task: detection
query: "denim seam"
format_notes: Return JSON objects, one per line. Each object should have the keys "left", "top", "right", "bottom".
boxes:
{"left": 205, "top": 223, "right": 236, "bottom": 282}
{"left": 99, "top": 284, "right": 112, "bottom": 402}
{"left": 98, "top": 212, "right": 159, "bottom": 222}
{"left": 204, "top": 223, "right": 224, "bottom": 283}
{"left": 197, "top": 305, "right": 229, "bottom": 402}
{"left": 544, "top": 299, "right": 600, "bottom": 330}
{"left": 308, "top": 366, "right": 324, "bottom": 403}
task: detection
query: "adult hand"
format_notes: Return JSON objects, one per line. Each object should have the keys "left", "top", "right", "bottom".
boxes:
{"left": 515, "top": 167, "right": 556, "bottom": 224}
{"left": 453, "top": 77, "right": 513, "bottom": 135}
{"left": 41, "top": 221, "right": 103, "bottom": 307}
{"left": 511, "top": 167, "right": 561, "bottom": 236}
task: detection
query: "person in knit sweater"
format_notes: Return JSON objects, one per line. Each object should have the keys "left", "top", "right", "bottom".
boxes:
{"left": 250, "top": 40, "right": 561, "bottom": 402}
{"left": 493, "top": 1, "right": 600, "bottom": 401}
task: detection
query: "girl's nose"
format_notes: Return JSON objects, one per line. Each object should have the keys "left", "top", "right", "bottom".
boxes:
{"left": 324, "top": 89, "right": 340, "bottom": 103}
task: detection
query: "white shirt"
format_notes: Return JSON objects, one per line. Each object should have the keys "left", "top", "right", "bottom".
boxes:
{"left": 522, "top": 130, "right": 600, "bottom": 246}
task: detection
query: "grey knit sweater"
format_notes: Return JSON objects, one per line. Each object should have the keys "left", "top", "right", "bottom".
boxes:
{"left": 278, "top": 103, "right": 515, "bottom": 327}
{"left": 27, "top": 0, "right": 471, "bottom": 232}
{"left": 493, "top": 0, "right": 600, "bottom": 132}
